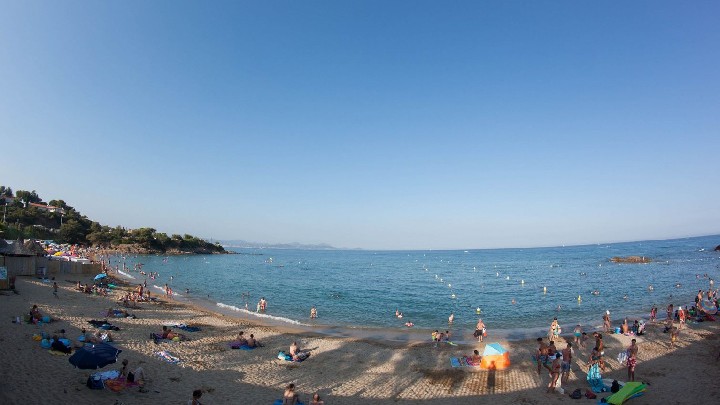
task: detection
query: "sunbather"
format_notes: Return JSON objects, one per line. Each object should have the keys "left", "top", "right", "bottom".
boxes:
{"left": 247, "top": 334, "right": 262, "bottom": 348}
{"left": 120, "top": 359, "right": 146, "bottom": 386}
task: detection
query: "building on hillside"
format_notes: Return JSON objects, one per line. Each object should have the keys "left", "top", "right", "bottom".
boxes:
{"left": 28, "top": 202, "right": 65, "bottom": 215}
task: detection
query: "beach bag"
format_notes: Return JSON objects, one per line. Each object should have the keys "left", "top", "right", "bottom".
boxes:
{"left": 585, "top": 389, "right": 596, "bottom": 399}
{"left": 611, "top": 380, "right": 620, "bottom": 393}
{"left": 569, "top": 388, "right": 582, "bottom": 399}
{"left": 86, "top": 376, "right": 104, "bottom": 390}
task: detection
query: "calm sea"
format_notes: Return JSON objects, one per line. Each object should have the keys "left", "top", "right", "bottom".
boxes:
{"left": 112, "top": 235, "right": 719, "bottom": 342}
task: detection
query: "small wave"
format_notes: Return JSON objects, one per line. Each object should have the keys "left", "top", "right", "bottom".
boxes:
{"left": 117, "top": 269, "right": 135, "bottom": 279}
{"left": 153, "top": 284, "right": 182, "bottom": 297}
{"left": 216, "top": 302, "right": 307, "bottom": 326}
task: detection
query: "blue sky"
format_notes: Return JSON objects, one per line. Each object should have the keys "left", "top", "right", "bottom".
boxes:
{"left": 1, "top": 1, "right": 719, "bottom": 249}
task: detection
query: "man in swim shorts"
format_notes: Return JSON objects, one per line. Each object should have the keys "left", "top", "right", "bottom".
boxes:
{"left": 536, "top": 338, "right": 551, "bottom": 374}
{"left": 561, "top": 342, "right": 572, "bottom": 384}
{"left": 573, "top": 324, "right": 582, "bottom": 346}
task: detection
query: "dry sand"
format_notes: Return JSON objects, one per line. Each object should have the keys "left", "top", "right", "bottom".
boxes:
{"left": 1, "top": 275, "right": 718, "bottom": 404}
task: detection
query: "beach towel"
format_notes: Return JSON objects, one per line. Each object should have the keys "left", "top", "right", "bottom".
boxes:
{"left": 604, "top": 382, "right": 647, "bottom": 405}
{"left": 91, "top": 370, "right": 121, "bottom": 381}
{"left": 104, "top": 378, "right": 139, "bottom": 392}
{"left": 177, "top": 325, "right": 201, "bottom": 332}
{"left": 587, "top": 363, "right": 605, "bottom": 393}
{"left": 230, "top": 342, "right": 255, "bottom": 350}
{"left": 450, "top": 357, "right": 481, "bottom": 368}
{"left": 273, "top": 400, "right": 304, "bottom": 405}
{"left": 155, "top": 350, "right": 181, "bottom": 364}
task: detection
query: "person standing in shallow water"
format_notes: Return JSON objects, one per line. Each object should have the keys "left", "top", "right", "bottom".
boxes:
{"left": 603, "top": 311, "right": 611, "bottom": 333}
{"left": 310, "top": 306, "right": 317, "bottom": 319}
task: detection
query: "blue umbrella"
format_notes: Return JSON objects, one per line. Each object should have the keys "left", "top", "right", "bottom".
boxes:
{"left": 69, "top": 343, "right": 122, "bottom": 369}
{"left": 94, "top": 273, "right": 107, "bottom": 281}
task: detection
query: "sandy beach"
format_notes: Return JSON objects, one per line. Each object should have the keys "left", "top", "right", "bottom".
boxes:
{"left": 1, "top": 275, "right": 718, "bottom": 405}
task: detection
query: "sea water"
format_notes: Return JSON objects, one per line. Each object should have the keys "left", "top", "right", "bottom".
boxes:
{"left": 111, "top": 235, "right": 719, "bottom": 342}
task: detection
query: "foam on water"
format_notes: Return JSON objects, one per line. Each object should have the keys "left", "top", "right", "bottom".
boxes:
{"left": 117, "top": 269, "right": 135, "bottom": 279}
{"left": 216, "top": 302, "right": 308, "bottom": 326}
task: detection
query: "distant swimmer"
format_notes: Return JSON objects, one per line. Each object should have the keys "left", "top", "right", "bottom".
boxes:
{"left": 496, "top": 272, "right": 499, "bottom": 277}
{"left": 310, "top": 306, "right": 317, "bottom": 319}
{"left": 521, "top": 280, "right": 525, "bottom": 284}
{"left": 675, "top": 283, "right": 682, "bottom": 288}
{"left": 623, "top": 294, "right": 629, "bottom": 300}
{"left": 395, "top": 309, "right": 400, "bottom": 317}
{"left": 451, "top": 294, "right": 456, "bottom": 299}
{"left": 592, "top": 290, "right": 600, "bottom": 296}
{"left": 648, "top": 285, "right": 654, "bottom": 291}
{"left": 448, "top": 313, "right": 455, "bottom": 323}
{"left": 405, "top": 322, "right": 414, "bottom": 327}
{"left": 505, "top": 276, "right": 510, "bottom": 280}
{"left": 543, "top": 286, "right": 547, "bottom": 294}
{"left": 577, "top": 295, "right": 582, "bottom": 302}
{"left": 511, "top": 298, "right": 516, "bottom": 305}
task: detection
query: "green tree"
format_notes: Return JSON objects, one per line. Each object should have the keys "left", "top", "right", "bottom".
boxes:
{"left": 58, "top": 219, "right": 86, "bottom": 244}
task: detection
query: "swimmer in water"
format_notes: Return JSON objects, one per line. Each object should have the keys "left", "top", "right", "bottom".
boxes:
{"left": 448, "top": 313, "right": 454, "bottom": 323}
{"left": 511, "top": 298, "right": 516, "bottom": 305}
{"left": 592, "top": 290, "right": 600, "bottom": 296}
{"left": 648, "top": 285, "right": 654, "bottom": 291}
{"left": 623, "top": 294, "right": 629, "bottom": 300}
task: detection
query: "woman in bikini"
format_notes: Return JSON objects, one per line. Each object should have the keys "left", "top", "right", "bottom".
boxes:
{"left": 547, "top": 353, "right": 562, "bottom": 393}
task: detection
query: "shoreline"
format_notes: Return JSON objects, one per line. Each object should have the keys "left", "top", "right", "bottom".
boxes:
{"left": 2, "top": 273, "right": 719, "bottom": 404}
{"left": 116, "top": 269, "right": 665, "bottom": 345}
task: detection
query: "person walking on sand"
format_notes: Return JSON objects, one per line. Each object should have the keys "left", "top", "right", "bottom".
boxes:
{"left": 549, "top": 317, "right": 560, "bottom": 341}
{"left": 189, "top": 389, "right": 203, "bottom": 405}
{"left": 667, "top": 303, "right": 674, "bottom": 321}
{"left": 561, "top": 342, "right": 572, "bottom": 384}
{"left": 547, "top": 353, "right": 561, "bottom": 393}
{"left": 627, "top": 339, "right": 638, "bottom": 381}
{"left": 573, "top": 324, "right": 582, "bottom": 347}
{"left": 53, "top": 282, "right": 58, "bottom": 299}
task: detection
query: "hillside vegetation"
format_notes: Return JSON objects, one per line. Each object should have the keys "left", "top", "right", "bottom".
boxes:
{"left": 0, "top": 186, "right": 225, "bottom": 254}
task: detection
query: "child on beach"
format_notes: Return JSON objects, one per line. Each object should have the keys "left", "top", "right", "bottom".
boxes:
{"left": 650, "top": 306, "right": 657, "bottom": 322}
{"left": 573, "top": 325, "right": 582, "bottom": 346}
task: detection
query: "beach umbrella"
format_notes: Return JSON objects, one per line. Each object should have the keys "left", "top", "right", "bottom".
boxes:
{"left": 94, "top": 273, "right": 107, "bottom": 281}
{"left": 69, "top": 343, "right": 122, "bottom": 369}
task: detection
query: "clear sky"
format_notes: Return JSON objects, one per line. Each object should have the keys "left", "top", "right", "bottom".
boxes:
{"left": 1, "top": 1, "right": 719, "bottom": 250}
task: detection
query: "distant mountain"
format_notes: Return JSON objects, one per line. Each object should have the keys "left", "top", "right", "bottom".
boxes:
{"left": 218, "top": 240, "right": 337, "bottom": 250}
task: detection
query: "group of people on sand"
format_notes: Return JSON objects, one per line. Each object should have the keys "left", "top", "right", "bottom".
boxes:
{"left": 277, "top": 383, "right": 325, "bottom": 405}
{"left": 536, "top": 314, "right": 647, "bottom": 395}
{"left": 235, "top": 331, "right": 263, "bottom": 348}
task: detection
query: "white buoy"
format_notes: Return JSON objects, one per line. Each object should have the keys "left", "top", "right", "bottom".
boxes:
{"left": 448, "top": 283, "right": 451, "bottom": 288}
{"left": 496, "top": 272, "right": 499, "bottom": 277}
{"left": 521, "top": 279, "right": 525, "bottom": 284}
{"left": 543, "top": 286, "right": 547, "bottom": 294}
{"left": 577, "top": 295, "right": 582, "bottom": 302}
{"left": 505, "top": 276, "right": 510, "bottom": 280}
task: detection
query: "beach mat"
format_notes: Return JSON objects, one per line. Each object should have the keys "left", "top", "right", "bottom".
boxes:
{"left": 604, "top": 382, "right": 646, "bottom": 405}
